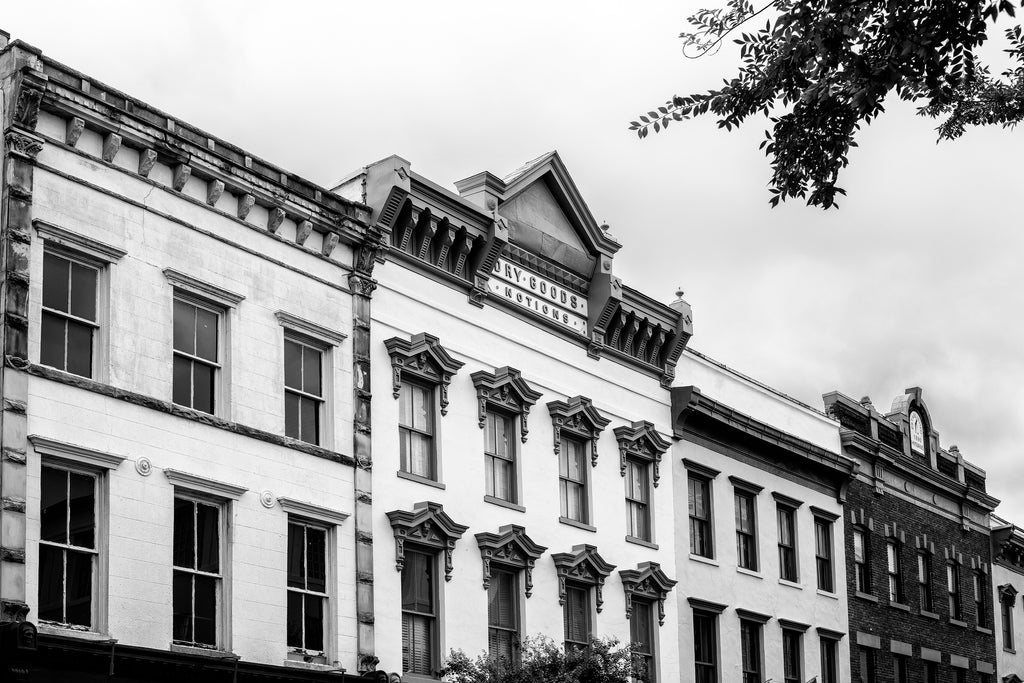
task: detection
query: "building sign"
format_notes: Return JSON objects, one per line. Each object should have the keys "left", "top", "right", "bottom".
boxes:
{"left": 490, "top": 257, "right": 588, "bottom": 335}
{"left": 909, "top": 410, "right": 925, "bottom": 455}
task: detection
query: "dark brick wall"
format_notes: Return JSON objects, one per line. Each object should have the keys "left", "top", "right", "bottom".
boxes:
{"left": 846, "top": 478, "right": 996, "bottom": 683}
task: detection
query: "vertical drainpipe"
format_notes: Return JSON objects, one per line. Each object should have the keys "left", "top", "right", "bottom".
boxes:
{"left": 0, "top": 68, "right": 45, "bottom": 624}
{"left": 349, "top": 238, "right": 382, "bottom": 672}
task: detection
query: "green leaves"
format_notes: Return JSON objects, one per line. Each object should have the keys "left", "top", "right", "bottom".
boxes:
{"left": 629, "top": 0, "right": 1024, "bottom": 209}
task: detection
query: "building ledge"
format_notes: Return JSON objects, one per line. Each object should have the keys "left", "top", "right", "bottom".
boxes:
{"left": 854, "top": 591, "right": 879, "bottom": 603}
{"left": 920, "top": 610, "right": 940, "bottom": 620}
{"left": 688, "top": 553, "right": 718, "bottom": 567}
{"left": 560, "top": 517, "right": 596, "bottom": 533}
{"left": 483, "top": 495, "right": 525, "bottom": 513}
{"left": 397, "top": 470, "right": 446, "bottom": 489}
{"left": 950, "top": 618, "right": 969, "bottom": 629}
{"left": 626, "top": 535, "right": 658, "bottom": 550}
{"left": 889, "top": 601, "right": 911, "bottom": 612}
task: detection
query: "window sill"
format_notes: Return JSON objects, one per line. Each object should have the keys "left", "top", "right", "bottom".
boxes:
{"left": 559, "top": 517, "right": 596, "bottom": 532}
{"left": 976, "top": 626, "right": 993, "bottom": 635}
{"left": 283, "top": 660, "right": 340, "bottom": 673}
{"left": 397, "top": 470, "right": 446, "bottom": 489}
{"left": 688, "top": 553, "right": 717, "bottom": 566}
{"left": 889, "top": 601, "right": 911, "bottom": 612}
{"left": 778, "top": 578, "right": 803, "bottom": 590}
{"left": 484, "top": 495, "right": 525, "bottom": 513}
{"left": 38, "top": 623, "right": 114, "bottom": 642}
{"left": 1004, "top": 647, "right": 1017, "bottom": 654}
{"left": 403, "top": 674, "right": 442, "bottom": 683}
{"left": 949, "top": 618, "right": 969, "bottom": 629}
{"left": 920, "top": 610, "right": 940, "bottom": 620}
{"left": 170, "top": 643, "right": 239, "bottom": 659}
{"left": 736, "top": 567, "right": 763, "bottom": 579}
{"left": 854, "top": 591, "right": 879, "bottom": 603}
{"left": 626, "top": 535, "right": 659, "bottom": 550}
{"left": 817, "top": 589, "right": 839, "bottom": 600}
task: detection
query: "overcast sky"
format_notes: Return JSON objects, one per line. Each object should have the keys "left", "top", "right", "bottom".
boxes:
{"left": 6, "top": 2, "right": 1022, "bottom": 523}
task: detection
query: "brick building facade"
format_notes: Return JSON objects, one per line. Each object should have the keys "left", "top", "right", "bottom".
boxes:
{"left": 824, "top": 388, "right": 999, "bottom": 683}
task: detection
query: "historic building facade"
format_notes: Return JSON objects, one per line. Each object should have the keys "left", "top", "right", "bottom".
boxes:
{"left": 991, "top": 518, "right": 1024, "bottom": 682}
{"left": 0, "top": 33, "right": 375, "bottom": 681}
{"left": 670, "top": 362, "right": 856, "bottom": 683}
{"left": 824, "top": 388, "right": 1000, "bottom": 683}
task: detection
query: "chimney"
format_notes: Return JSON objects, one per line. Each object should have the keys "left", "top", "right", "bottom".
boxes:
{"left": 453, "top": 171, "right": 506, "bottom": 212}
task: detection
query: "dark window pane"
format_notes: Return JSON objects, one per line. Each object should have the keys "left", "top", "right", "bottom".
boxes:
{"left": 173, "top": 300, "right": 195, "bottom": 354}
{"left": 65, "top": 549, "right": 93, "bottom": 627}
{"left": 195, "top": 308, "right": 218, "bottom": 362}
{"left": 306, "top": 528, "right": 326, "bottom": 593}
{"left": 285, "top": 392, "right": 300, "bottom": 439}
{"left": 303, "top": 346, "right": 322, "bottom": 396}
{"left": 172, "top": 571, "right": 193, "bottom": 642}
{"left": 173, "top": 498, "right": 195, "bottom": 568}
{"left": 173, "top": 356, "right": 192, "bottom": 407}
{"left": 300, "top": 396, "right": 319, "bottom": 445}
{"left": 40, "top": 467, "right": 68, "bottom": 544}
{"left": 287, "top": 523, "right": 305, "bottom": 589}
{"left": 66, "top": 321, "right": 94, "bottom": 378}
{"left": 68, "top": 472, "right": 95, "bottom": 548}
{"left": 287, "top": 590, "right": 303, "bottom": 648}
{"left": 40, "top": 312, "right": 67, "bottom": 370}
{"left": 193, "top": 574, "right": 217, "bottom": 646}
{"left": 195, "top": 503, "right": 219, "bottom": 573}
{"left": 69, "top": 262, "right": 97, "bottom": 321}
{"left": 402, "top": 551, "right": 433, "bottom": 614}
{"left": 38, "top": 545, "right": 64, "bottom": 622}
{"left": 192, "top": 362, "right": 214, "bottom": 414}
{"left": 284, "top": 340, "right": 302, "bottom": 390}
{"left": 304, "top": 594, "right": 324, "bottom": 651}
{"left": 43, "top": 252, "right": 70, "bottom": 312}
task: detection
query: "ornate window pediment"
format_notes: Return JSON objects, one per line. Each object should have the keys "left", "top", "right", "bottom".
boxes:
{"left": 614, "top": 421, "right": 670, "bottom": 487}
{"left": 1000, "top": 583, "right": 1019, "bottom": 607}
{"left": 551, "top": 544, "right": 616, "bottom": 613}
{"left": 475, "top": 524, "right": 547, "bottom": 597}
{"left": 619, "top": 561, "right": 677, "bottom": 625}
{"left": 471, "top": 367, "right": 543, "bottom": 442}
{"left": 385, "top": 333, "right": 464, "bottom": 415}
{"left": 386, "top": 501, "right": 469, "bottom": 581}
{"left": 547, "top": 396, "right": 611, "bottom": 466}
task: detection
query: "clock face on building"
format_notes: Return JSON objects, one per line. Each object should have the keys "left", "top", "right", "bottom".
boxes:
{"left": 910, "top": 411, "right": 925, "bottom": 454}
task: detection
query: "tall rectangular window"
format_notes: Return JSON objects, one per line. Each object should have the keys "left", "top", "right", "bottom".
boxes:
{"left": 820, "top": 637, "right": 837, "bottom": 683}
{"left": 782, "top": 629, "right": 802, "bottom": 683}
{"left": 626, "top": 458, "right": 652, "bottom": 541}
{"left": 948, "top": 563, "right": 963, "bottom": 620}
{"left": 564, "top": 584, "right": 591, "bottom": 652}
{"left": 173, "top": 296, "right": 220, "bottom": 414}
{"left": 630, "top": 599, "right": 656, "bottom": 682}
{"left": 740, "top": 620, "right": 762, "bottom": 683}
{"left": 858, "top": 647, "right": 876, "bottom": 683}
{"left": 854, "top": 529, "right": 871, "bottom": 593}
{"left": 484, "top": 410, "right": 516, "bottom": 503}
{"left": 693, "top": 610, "right": 717, "bottom": 683}
{"left": 172, "top": 497, "right": 222, "bottom": 647}
{"left": 38, "top": 466, "right": 96, "bottom": 627}
{"left": 1002, "top": 596, "right": 1014, "bottom": 650}
{"left": 955, "top": 669, "right": 966, "bottom": 683}
{"left": 919, "top": 553, "right": 933, "bottom": 611}
{"left": 399, "top": 381, "right": 434, "bottom": 479}
{"left": 688, "top": 475, "right": 713, "bottom": 558}
{"left": 815, "top": 518, "right": 833, "bottom": 592}
{"left": 559, "top": 436, "right": 587, "bottom": 523}
{"left": 894, "top": 655, "right": 909, "bottom": 683}
{"left": 284, "top": 337, "right": 323, "bottom": 445}
{"left": 974, "top": 573, "right": 987, "bottom": 628}
{"left": 925, "top": 661, "right": 938, "bottom": 683}
{"left": 735, "top": 492, "right": 757, "bottom": 571}
{"left": 488, "top": 568, "right": 519, "bottom": 663}
{"left": 287, "top": 520, "right": 327, "bottom": 654}
{"left": 887, "top": 541, "right": 904, "bottom": 603}
{"left": 777, "top": 506, "right": 798, "bottom": 582}
{"left": 402, "top": 549, "right": 436, "bottom": 675}
{"left": 41, "top": 249, "right": 98, "bottom": 378}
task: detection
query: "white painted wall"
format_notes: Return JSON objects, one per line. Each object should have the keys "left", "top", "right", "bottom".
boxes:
{"left": 993, "top": 560, "right": 1024, "bottom": 678}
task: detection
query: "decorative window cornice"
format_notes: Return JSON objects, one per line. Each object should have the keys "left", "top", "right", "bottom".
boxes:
{"left": 551, "top": 544, "right": 616, "bottom": 613}
{"left": 999, "top": 583, "right": 1018, "bottom": 607}
{"left": 729, "top": 475, "right": 764, "bottom": 494}
{"left": 683, "top": 458, "right": 721, "bottom": 480}
{"left": 164, "top": 469, "right": 247, "bottom": 500}
{"left": 385, "top": 333, "right": 465, "bottom": 416}
{"left": 736, "top": 608, "right": 771, "bottom": 624}
{"left": 471, "top": 367, "right": 543, "bottom": 442}
{"left": 614, "top": 421, "right": 670, "bottom": 487}
{"left": 33, "top": 221, "right": 126, "bottom": 263}
{"left": 772, "top": 491, "right": 804, "bottom": 509}
{"left": 386, "top": 501, "right": 469, "bottom": 582}
{"left": 275, "top": 311, "right": 346, "bottom": 347}
{"left": 278, "top": 497, "right": 350, "bottom": 526}
{"left": 29, "top": 435, "right": 126, "bottom": 470}
{"left": 547, "top": 396, "right": 610, "bottom": 466}
{"left": 475, "top": 524, "right": 547, "bottom": 597}
{"left": 778, "top": 618, "right": 810, "bottom": 632}
{"left": 163, "top": 269, "right": 245, "bottom": 307}
{"left": 619, "top": 561, "right": 677, "bottom": 625}
{"left": 687, "top": 596, "right": 727, "bottom": 614}
{"left": 810, "top": 505, "right": 840, "bottom": 522}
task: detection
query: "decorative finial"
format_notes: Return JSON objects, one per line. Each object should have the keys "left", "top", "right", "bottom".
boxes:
{"left": 949, "top": 445, "right": 961, "bottom": 456}
{"left": 859, "top": 395, "right": 874, "bottom": 410}
{"left": 674, "top": 287, "right": 685, "bottom": 300}
{"left": 600, "top": 221, "right": 610, "bottom": 232}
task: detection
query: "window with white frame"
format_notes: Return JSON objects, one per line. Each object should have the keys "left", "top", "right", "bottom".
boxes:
{"left": 735, "top": 490, "right": 758, "bottom": 571}
{"left": 626, "top": 458, "right": 652, "bottom": 542}
{"left": 553, "top": 545, "right": 613, "bottom": 656}
{"left": 819, "top": 635, "right": 838, "bottom": 683}
{"left": 617, "top": 423, "right": 669, "bottom": 546}
{"left": 782, "top": 628, "right": 802, "bottom": 683}
{"left": 692, "top": 609, "right": 717, "bottom": 683}
{"left": 172, "top": 495, "right": 224, "bottom": 648}
{"left": 948, "top": 562, "right": 963, "bottom": 620}
{"left": 814, "top": 515, "right": 834, "bottom": 592}
{"left": 402, "top": 548, "right": 437, "bottom": 675}
{"left": 399, "top": 380, "right": 434, "bottom": 478}
{"left": 740, "top": 619, "right": 763, "bottom": 683}
{"left": 919, "top": 552, "right": 934, "bottom": 611}
{"left": 888, "top": 540, "right": 905, "bottom": 603}
{"left": 688, "top": 475, "right": 713, "bottom": 558}
{"left": 488, "top": 567, "right": 520, "bottom": 663}
{"left": 631, "top": 598, "right": 656, "bottom": 682}
{"left": 548, "top": 396, "right": 609, "bottom": 528}
{"left": 774, "top": 493, "right": 802, "bottom": 582}
{"left": 485, "top": 409, "right": 517, "bottom": 503}
{"left": 974, "top": 571, "right": 988, "bottom": 628}
{"left": 854, "top": 529, "right": 871, "bottom": 594}
{"left": 559, "top": 435, "right": 588, "bottom": 524}
{"left": 287, "top": 519, "right": 328, "bottom": 655}
{"left": 284, "top": 336, "right": 324, "bottom": 445}
{"left": 564, "top": 583, "right": 591, "bottom": 652}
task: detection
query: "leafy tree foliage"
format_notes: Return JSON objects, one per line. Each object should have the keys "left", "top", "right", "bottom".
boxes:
{"left": 631, "top": 0, "right": 1024, "bottom": 208}
{"left": 441, "top": 636, "right": 645, "bottom": 683}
